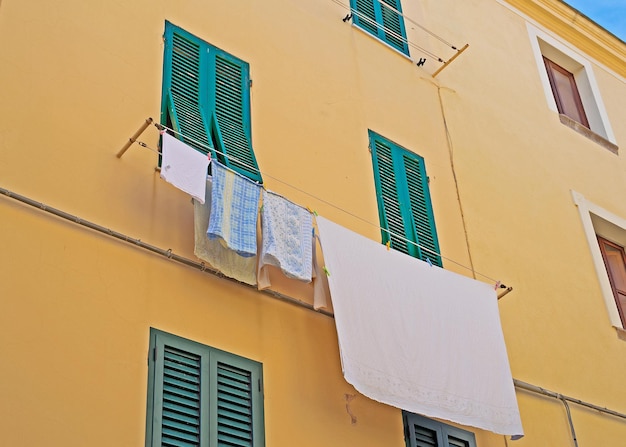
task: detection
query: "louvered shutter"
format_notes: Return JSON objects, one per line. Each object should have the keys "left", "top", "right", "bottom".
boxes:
{"left": 150, "top": 333, "right": 210, "bottom": 447}
{"left": 380, "top": 0, "right": 408, "bottom": 54}
{"left": 350, "top": 0, "right": 408, "bottom": 55}
{"left": 372, "top": 138, "right": 411, "bottom": 255}
{"left": 161, "top": 347, "right": 204, "bottom": 446}
{"left": 163, "top": 25, "right": 213, "bottom": 155}
{"left": 403, "top": 413, "right": 476, "bottom": 447}
{"left": 352, "top": 0, "right": 379, "bottom": 35}
{"left": 148, "top": 330, "right": 265, "bottom": 447}
{"left": 211, "top": 352, "right": 264, "bottom": 447}
{"left": 212, "top": 51, "right": 262, "bottom": 182}
{"left": 402, "top": 154, "right": 442, "bottom": 266}
{"left": 413, "top": 425, "right": 440, "bottom": 447}
{"left": 162, "top": 22, "right": 262, "bottom": 183}
{"left": 447, "top": 436, "right": 470, "bottom": 447}
{"left": 370, "top": 131, "right": 441, "bottom": 265}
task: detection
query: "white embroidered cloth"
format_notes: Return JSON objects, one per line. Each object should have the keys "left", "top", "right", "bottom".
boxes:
{"left": 160, "top": 133, "right": 210, "bottom": 203}
{"left": 316, "top": 216, "right": 523, "bottom": 437}
{"left": 258, "top": 190, "right": 313, "bottom": 288}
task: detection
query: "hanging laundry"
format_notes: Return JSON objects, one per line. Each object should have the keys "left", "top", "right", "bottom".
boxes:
{"left": 311, "top": 230, "right": 330, "bottom": 310}
{"left": 207, "top": 161, "right": 261, "bottom": 257}
{"left": 315, "top": 216, "right": 523, "bottom": 438}
{"left": 160, "top": 132, "right": 210, "bottom": 203}
{"left": 193, "top": 177, "right": 257, "bottom": 285}
{"left": 257, "top": 190, "right": 313, "bottom": 290}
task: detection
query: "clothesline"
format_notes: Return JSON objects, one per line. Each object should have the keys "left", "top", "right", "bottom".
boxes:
{"left": 361, "top": 0, "right": 457, "bottom": 48}
{"left": 333, "top": 0, "right": 442, "bottom": 62}
{"left": 328, "top": 0, "right": 458, "bottom": 63}
{"left": 128, "top": 121, "right": 508, "bottom": 288}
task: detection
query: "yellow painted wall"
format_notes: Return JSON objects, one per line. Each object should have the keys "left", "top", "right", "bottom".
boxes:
{"left": 0, "top": 0, "right": 625, "bottom": 446}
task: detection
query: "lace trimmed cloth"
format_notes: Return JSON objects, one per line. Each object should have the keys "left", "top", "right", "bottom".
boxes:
{"left": 316, "top": 216, "right": 523, "bottom": 437}
{"left": 257, "top": 190, "right": 313, "bottom": 288}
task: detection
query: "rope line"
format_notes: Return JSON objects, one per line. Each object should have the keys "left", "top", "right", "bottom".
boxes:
{"left": 330, "top": 0, "right": 462, "bottom": 63}
{"left": 144, "top": 122, "right": 505, "bottom": 286}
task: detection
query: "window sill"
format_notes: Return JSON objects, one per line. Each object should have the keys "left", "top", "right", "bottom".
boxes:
{"left": 351, "top": 24, "right": 412, "bottom": 61}
{"left": 559, "top": 114, "right": 619, "bottom": 154}
{"left": 614, "top": 326, "right": 626, "bottom": 342}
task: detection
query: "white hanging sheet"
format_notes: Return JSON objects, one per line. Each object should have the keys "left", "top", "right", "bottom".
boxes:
{"left": 315, "top": 216, "right": 523, "bottom": 437}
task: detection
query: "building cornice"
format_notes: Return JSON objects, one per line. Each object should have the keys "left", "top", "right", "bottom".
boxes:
{"left": 504, "top": 0, "right": 626, "bottom": 78}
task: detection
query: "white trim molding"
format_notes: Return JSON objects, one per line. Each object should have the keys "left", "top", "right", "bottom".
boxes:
{"left": 572, "top": 191, "right": 626, "bottom": 329}
{"left": 527, "top": 24, "right": 616, "bottom": 144}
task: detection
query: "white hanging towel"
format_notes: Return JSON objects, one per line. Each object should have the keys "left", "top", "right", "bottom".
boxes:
{"left": 315, "top": 216, "right": 523, "bottom": 438}
{"left": 160, "top": 132, "right": 210, "bottom": 204}
{"left": 257, "top": 190, "right": 313, "bottom": 289}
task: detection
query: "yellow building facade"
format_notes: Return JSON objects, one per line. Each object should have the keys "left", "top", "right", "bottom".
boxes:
{"left": 0, "top": 0, "right": 625, "bottom": 445}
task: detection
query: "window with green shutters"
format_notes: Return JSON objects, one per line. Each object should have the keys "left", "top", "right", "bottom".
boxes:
{"left": 146, "top": 329, "right": 265, "bottom": 447}
{"left": 369, "top": 130, "right": 441, "bottom": 266}
{"left": 350, "top": 0, "right": 409, "bottom": 55}
{"left": 403, "top": 412, "right": 477, "bottom": 447}
{"left": 162, "top": 22, "right": 262, "bottom": 182}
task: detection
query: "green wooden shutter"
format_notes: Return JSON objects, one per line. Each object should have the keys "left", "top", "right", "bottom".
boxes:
{"left": 163, "top": 24, "right": 213, "bottom": 155}
{"left": 216, "top": 362, "right": 254, "bottom": 445}
{"left": 413, "top": 425, "right": 439, "bottom": 447}
{"left": 447, "top": 436, "right": 470, "bottom": 447}
{"left": 370, "top": 131, "right": 441, "bottom": 266}
{"left": 350, "top": 0, "right": 408, "bottom": 55}
{"left": 403, "top": 412, "right": 476, "bottom": 447}
{"left": 211, "top": 350, "right": 264, "bottom": 447}
{"left": 148, "top": 329, "right": 265, "bottom": 447}
{"left": 380, "top": 0, "right": 408, "bottom": 54}
{"left": 352, "top": 0, "right": 379, "bottom": 35}
{"left": 372, "top": 137, "right": 411, "bottom": 256}
{"left": 403, "top": 154, "right": 441, "bottom": 266}
{"left": 161, "top": 346, "right": 203, "bottom": 446}
{"left": 212, "top": 51, "right": 262, "bottom": 182}
{"left": 148, "top": 331, "right": 210, "bottom": 447}
{"left": 162, "top": 22, "right": 262, "bottom": 182}
{"left": 404, "top": 412, "right": 444, "bottom": 447}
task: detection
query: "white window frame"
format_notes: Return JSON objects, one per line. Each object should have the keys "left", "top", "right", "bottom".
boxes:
{"left": 527, "top": 24, "right": 616, "bottom": 143}
{"left": 572, "top": 190, "right": 626, "bottom": 329}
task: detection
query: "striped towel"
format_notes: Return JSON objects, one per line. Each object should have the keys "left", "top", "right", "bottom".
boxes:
{"left": 194, "top": 177, "right": 257, "bottom": 285}
{"left": 207, "top": 161, "right": 261, "bottom": 257}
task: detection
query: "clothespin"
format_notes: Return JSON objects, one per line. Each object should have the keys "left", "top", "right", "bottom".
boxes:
{"left": 386, "top": 241, "right": 391, "bottom": 251}
{"left": 306, "top": 206, "right": 318, "bottom": 216}
{"left": 207, "top": 152, "right": 212, "bottom": 162}
{"left": 494, "top": 280, "right": 501, "bottom": 290}
{"left": 322, "top": 266, "right": 330, "bottom": 276}
{"left": 426, "top": 257, "right": 433, "bottom": 267}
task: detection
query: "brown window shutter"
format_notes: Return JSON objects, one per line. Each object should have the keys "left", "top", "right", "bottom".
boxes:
{"left": 597, "top": 236, "right": 626, "bottom": 327}
{"left": 543, "top": 56, "right": 590, "bottom": 128}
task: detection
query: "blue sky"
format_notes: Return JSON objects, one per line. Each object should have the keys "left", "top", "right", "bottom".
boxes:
{"left": 564, "top": 0, "right": 626, "bottom": 41}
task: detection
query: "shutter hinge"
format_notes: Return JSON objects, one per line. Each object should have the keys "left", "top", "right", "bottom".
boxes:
{"left": 249, "top": 79, "right": 253, "bottom": 88}
{"left": 153, "top": 347, "right": 157, "bottom": 362}
{"left": 258, "top": 378, "right": 263, "bottom": 393}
